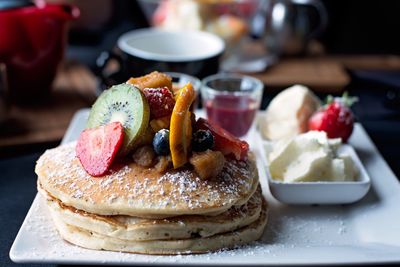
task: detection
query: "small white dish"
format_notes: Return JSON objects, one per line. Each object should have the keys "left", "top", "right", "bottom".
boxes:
{"left": 263, "top": 143, "right": 371, "bottom": 205}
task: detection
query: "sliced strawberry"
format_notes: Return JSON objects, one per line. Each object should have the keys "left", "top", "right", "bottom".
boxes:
{"left": 143, "top": 87, "right": 175, "bottom": 119}
{"left": 76, "top": 122, "right": 124, "bottom": 177}
{"left": 195, "top": 118, "right": 249, "bottom": 160}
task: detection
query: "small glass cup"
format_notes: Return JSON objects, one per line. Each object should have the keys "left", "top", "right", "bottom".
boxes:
{"left": 201, "top": 73, "right": 264, "bottom": 137}
{"left": 165, "top": 72, "right": 201, "bottom": 110}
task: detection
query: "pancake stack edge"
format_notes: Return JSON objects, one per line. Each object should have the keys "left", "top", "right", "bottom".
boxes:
{"left": 36, "top": 142, "right": 268, "bottom": 254}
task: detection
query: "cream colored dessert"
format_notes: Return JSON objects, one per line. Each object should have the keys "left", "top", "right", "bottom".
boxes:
{"left": 261, "top": 85, "right": 321, "bottom": 141}
{"left": 268, "top": 131, "right": 358, "bottom": 182}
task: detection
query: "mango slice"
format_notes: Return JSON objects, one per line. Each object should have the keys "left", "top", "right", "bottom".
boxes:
{"left": 170, "top": 83, "right": 196, "bottom": 168}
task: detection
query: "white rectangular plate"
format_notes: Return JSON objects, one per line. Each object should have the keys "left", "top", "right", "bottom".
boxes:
{"left": 10, "top": 109, "right": 400, "bottom": 265}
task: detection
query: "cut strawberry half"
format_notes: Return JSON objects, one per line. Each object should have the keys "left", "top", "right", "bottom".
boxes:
{"left": 76, "top": 122, "right": 124, "bottom": 177}
{"left": 195, "top": 118, "right": 249, "bottom": 160}
{"left": 143, "top": 87, "right": 175, "bottom": 119}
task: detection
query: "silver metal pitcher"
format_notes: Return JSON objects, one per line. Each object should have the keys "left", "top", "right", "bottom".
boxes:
{"left": 222, "top": 0, "right": 328, "bottom": 73}
{"left": 251, "top": 0, "right": 328, "bottom": 55}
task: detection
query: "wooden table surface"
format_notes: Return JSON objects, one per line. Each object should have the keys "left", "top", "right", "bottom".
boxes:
{"left": 0, "top": 62, "right": 97, "bottom": 148}
{"left": 249, "top": 55, "right": 400, "bottom": 91}
{"left": 1, "top": 55, "right": 400, "bottom": 149}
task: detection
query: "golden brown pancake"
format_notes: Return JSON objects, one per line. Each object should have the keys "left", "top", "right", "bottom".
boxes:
{"left": 36, "top": 142, "right": 259, "bottom": 217}
{"left": 39, "top": 182, "right": 263, "bottom": 241}
{"left": 50, "top": 199, "right": 268, "bottom": 255}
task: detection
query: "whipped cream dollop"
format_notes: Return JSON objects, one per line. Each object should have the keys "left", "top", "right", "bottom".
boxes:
{"left": 268, "top": 131, "right": 357, "bottom": 182}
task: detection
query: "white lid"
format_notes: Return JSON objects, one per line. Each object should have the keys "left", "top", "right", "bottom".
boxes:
{"left": 118, "top": 28, "right": 225, "bottom": 62}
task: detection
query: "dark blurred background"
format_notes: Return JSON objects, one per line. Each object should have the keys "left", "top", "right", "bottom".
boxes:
{"left": 2, "top": 1, "right": 400, "bottom": 266}
{"left": 63, "top": 0, "right": 400, "bottom": 67}
{"left": 321, "top": 0, "right": 400, "bottom": 54}
{"left": 2, "top": 0, "right": 400, "bottom": 172}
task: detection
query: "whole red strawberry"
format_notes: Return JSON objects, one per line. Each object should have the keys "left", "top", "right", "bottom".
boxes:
{"left": 143, "top": 87, "right": 175, "bottom": 119}
{"left": 76, "top": 122, "right": 124, "bottom": 177}
{"left": 308, "top": 93, "right": 358, "bottom": 142}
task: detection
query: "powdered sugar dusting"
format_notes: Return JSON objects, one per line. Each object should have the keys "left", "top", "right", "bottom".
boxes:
{"left": 36, "top": 142, "right": 256, "bottom": 214}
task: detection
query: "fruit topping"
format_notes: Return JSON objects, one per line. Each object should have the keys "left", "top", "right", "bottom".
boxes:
{"left": 170, "top": 83, "right": 196, "bottom": 168}
{"left": 132, "top": 145, "right": 156, "bottom": 168}
{"left": 195, "top": 118, "right": 249, "bottom": 160}
{"left": 133, "top": 126, "right": 154, "bottom": 147}
{"left": 192, "top": 129, "right": 214, "bottom": 152}
{"left": 76, "top": 122, "right": 124, "bottom": 177}
{"left": 154, "top": 155, "right": 172, "bottom": 173}
{"left": 308, "top": 92, "right": 357, "bottom": 142}
{"left": 86, "top": 83, "right": 150, "bottom": 155}
{"left": 143, "top": 87, "right": 175, "bottom": 119}
{"left": 153, "top": 129, "right": 170, "bottom": 156}
{"left": 189, "top": 149, "right": 226, "bottom": 180}
{"left": 127, "top": 71, "right": 172, "bottom": 91}
{"left": 150, "top": 116, "right": 171, "bottom": 132}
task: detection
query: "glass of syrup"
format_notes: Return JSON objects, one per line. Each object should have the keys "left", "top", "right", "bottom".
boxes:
{"left": 201, "top": 73, "right": 264, "bottom": 137}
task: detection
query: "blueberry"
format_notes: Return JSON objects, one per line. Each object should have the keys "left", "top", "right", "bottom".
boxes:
{"left": 192, "top": 130, "right": 214, "bottom": 152}
{"left": 153, "top": 129, "right": 170, "bottom": 155}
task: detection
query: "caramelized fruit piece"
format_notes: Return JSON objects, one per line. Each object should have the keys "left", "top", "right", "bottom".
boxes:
{"left": 196, "top": 118, "right": 249, "bottom": 160}
{"left": 76, "top": 122, "right": 124, "bottom": 177}
{"left": 189, "top": 149, "right": 226, "bottom": 180}
{"left": 155, "top": 156, "right": 172, "bottom": 173}
{"left": 150, "top": 116, "right": 171, "bottom": 132}
{"left": 170, "top": 83, "right": 196, "bottom": 168}
{"left": 127, "top": 71, "right": 172, "bottom": 91}
{"left": 132, "top": 145, "right": 155, "bottom": 168}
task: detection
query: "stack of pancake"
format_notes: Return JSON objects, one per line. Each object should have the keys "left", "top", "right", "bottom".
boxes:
{"left": 36, "top": 142, "right": 268, "bottom": 254}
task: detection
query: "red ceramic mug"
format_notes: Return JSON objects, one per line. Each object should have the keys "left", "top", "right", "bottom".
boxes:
{"left": 0, "top": 2, "right": 79, "bottom": 103}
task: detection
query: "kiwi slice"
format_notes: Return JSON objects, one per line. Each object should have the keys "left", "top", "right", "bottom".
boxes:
{"left": 87, "top": 83, "right": 150, "bottom": 155}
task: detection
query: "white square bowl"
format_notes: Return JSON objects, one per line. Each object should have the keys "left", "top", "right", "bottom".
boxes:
{"left": 263, "top": 144, "right": 371, "bottom": 205}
